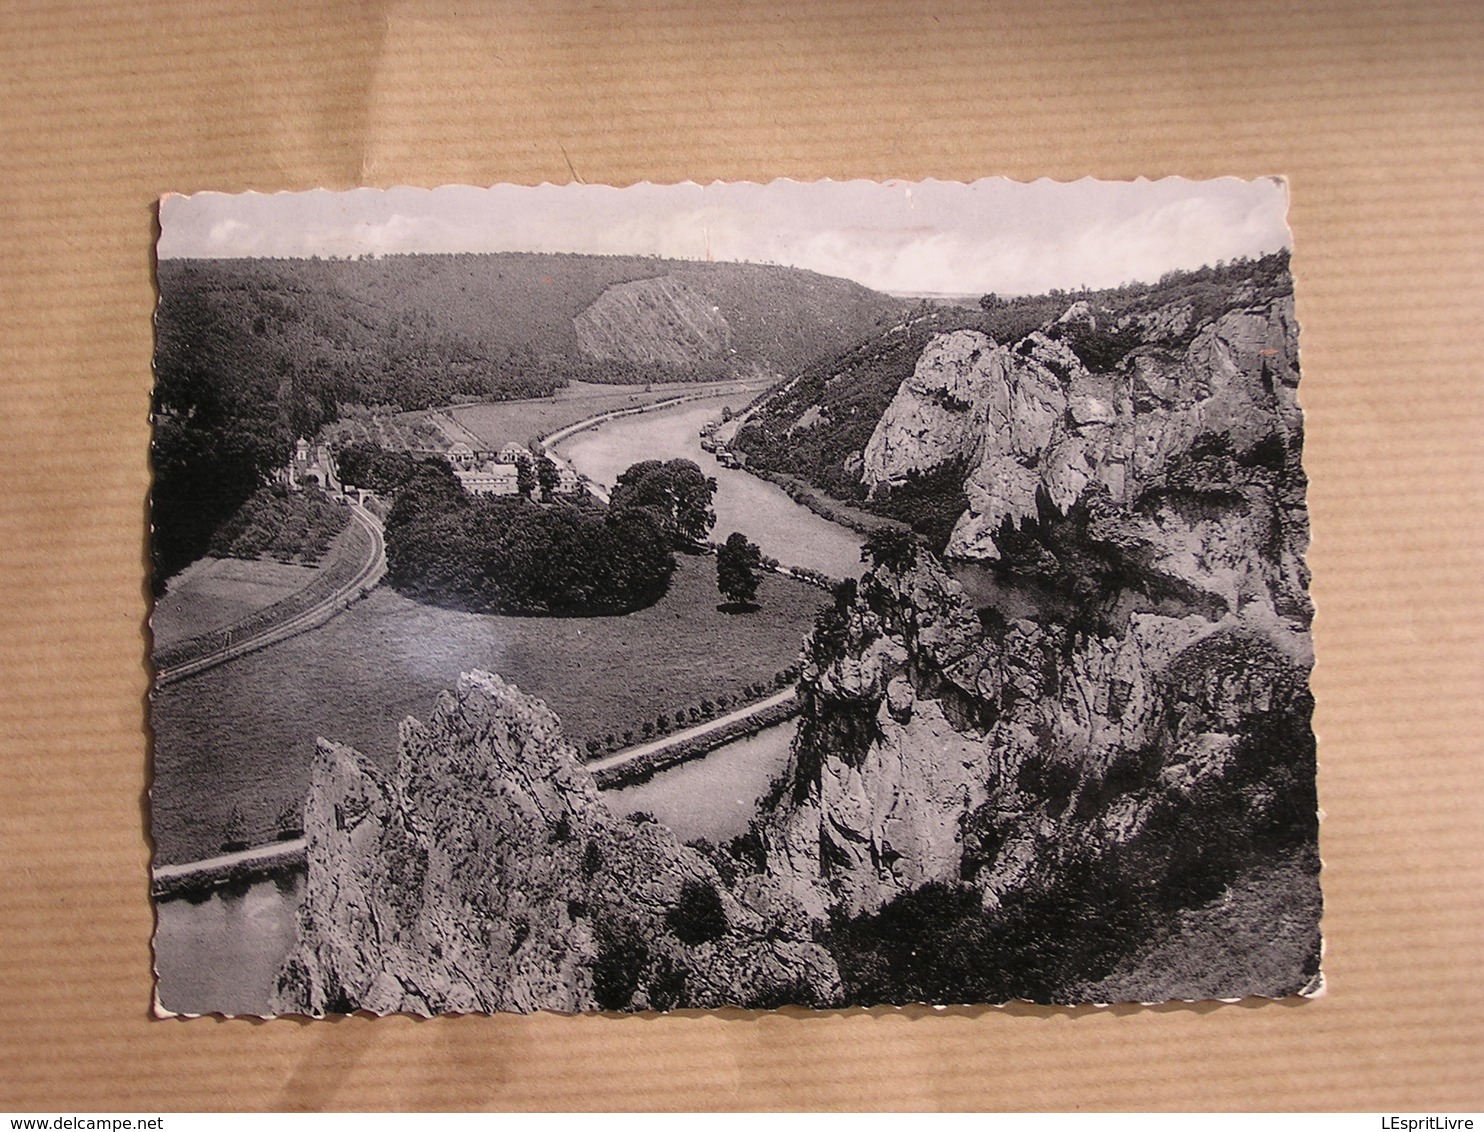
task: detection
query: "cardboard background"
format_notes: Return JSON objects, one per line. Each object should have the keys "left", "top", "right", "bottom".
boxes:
{"left": 1, "top": 0, "right": 1480, "bottom": 1111}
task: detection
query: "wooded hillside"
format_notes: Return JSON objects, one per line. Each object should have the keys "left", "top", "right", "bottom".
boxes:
{"left": 151, "top": 252, "right": 906, "bottom": 589}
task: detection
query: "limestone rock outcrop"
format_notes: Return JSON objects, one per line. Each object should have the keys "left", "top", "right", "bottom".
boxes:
{"left": 574, "top": 274, "right": 731, "bottom": 370}
{"left": 861, "top": 298, "right": 1305, "bottom": 616}
{"left": 860, "top": 329, "right": 1007, "bottom": 484}
{"left": 274, "top": 671, "right": 840, "bottom": 1016}
{"left": 761, "top": 284, "right": 1319, "bottom": 998}
{"left": 759, "top": 543, "right": 1320, "bottom": 999}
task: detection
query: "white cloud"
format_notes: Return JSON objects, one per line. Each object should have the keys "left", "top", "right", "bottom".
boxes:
{"left": 158, "top": 178, "right": 1290, "bottom": 295}
{"left": 206, "top": 218, "right": 251, "bottom": 249}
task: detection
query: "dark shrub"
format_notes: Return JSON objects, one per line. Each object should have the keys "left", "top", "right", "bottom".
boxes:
{"left": 666, "top": 880, "right": 728, "bottom": 945}
{"left": 592, "top": 924, "right": 648, "bottom": 1011}
{"left": 582, "top": 840, "right": 603, "bottom": 880}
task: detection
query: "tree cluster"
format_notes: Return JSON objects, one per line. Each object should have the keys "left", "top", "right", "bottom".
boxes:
{"left": 207, "top": 484, "right": 349, "bottom": 565}
{"left": 334, "top": 441, "right": 420, "bottom": 495}
{"left": 608, "top": 460, "right": 718, "bottom": 548}
{"left": 383, "top": 458, "right": 717, "bottom": 615}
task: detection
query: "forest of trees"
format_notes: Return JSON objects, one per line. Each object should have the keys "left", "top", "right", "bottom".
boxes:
{"left": 150, "top": 252, "right": 904, "bottom": 592}
{"left": 381, "top": 457, "right": 718, "bottom": 615}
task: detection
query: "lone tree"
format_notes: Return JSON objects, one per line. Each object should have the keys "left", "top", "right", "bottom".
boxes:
{"left": 535, "top": 455, "right": 560, "bottom": 501}
{"left": 717, "top": 531, "right": 763, "bottom": 609}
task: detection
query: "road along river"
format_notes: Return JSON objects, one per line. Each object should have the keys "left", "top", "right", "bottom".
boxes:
{"left": 155, "top": 392, "right": 878, "bottom": 1016}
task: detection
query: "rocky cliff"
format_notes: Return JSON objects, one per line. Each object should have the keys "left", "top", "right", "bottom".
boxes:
{"left": 863, "top": 297, "right": 1304, "bottom": 582}
{"left": 574, "top": 275, "right": 733, "bottom": 371}
{"left": 274, "top": 671, "right": 839, "bottom": 1015}
{"left": 757, "top": 286, "right": 1319, "bottom": 1003}
{"left": 757, "top": 538, "right": 1320, "bottom": 1002}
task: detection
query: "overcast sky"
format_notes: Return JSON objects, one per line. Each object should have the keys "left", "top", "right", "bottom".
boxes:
{"left": 159, "top": 178, "right": 1291, "bottom": 297}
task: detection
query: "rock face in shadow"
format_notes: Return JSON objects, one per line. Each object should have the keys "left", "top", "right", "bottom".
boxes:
{"left": 274, "top": 672, "right": 839, "bottom": 1016}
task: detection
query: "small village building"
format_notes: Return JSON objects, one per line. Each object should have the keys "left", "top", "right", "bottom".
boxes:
{"left": 285, "top": 438, "right": 338, "bottom": 492}
{"left": 497, "top": 443, "right": 532, "bottom": 466}
{"left": 455, "top": 461, "right": 521, "bottom": 496}
{"left": 445, "top": 442, "right": 479, "bottom": 471}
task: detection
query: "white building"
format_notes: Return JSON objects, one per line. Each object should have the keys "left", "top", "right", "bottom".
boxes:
{"left": 445, "top": 442, "right": 479, "bottom": 471}
{"left": 455, "top": 461, "right": 520, "bottom": 496}
{"left": 285, "top": 437, "right": 338, "bottom": 492}
{"left": 497, "top": 443, "right": 532, "bottom": 466}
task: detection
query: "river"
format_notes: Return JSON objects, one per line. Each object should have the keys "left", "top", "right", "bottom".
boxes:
{"left": 153, "top": 871, "right": 304, "bottom": 1017}
{"left": 556, "top": 394, "right": 867, "bottom": 581}
{"left": 605, "top": 721, "right": 795, "bottom": 843}
{"left": 154, "top": 719, "right": 797, "bottom": 1016}
{"left": 155, "top": 391, "right": 870, "bottom": 1016}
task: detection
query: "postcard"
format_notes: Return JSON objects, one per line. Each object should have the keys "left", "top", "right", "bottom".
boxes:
{"left": 149, "top": 178, "right": 1320, "bottom": 1015}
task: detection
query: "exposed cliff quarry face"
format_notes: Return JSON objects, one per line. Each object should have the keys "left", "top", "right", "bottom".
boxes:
{"left": 573, "top": 274, "right": 732, "bottom": 371}
{"left": 275, "top": 672, "right": 839, "bottom": 1015}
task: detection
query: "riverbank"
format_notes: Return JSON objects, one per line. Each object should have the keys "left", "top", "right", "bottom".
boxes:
{"left": 451, "top": 378, "right": 760, "bottom": 456}
{"left": 741, "top": 465, "right": 910, "bottom": 540}
{"left": 589, "top": 688, "right": 800, "bottom": 788}
{"left": 152, "top": 691, "right": 802, "bottom": 900}
{"left": 557, "top": 395, "right": 869, "bottom": 581}
{"left": 152, "top": 839, "right": 306, "bottom": 902}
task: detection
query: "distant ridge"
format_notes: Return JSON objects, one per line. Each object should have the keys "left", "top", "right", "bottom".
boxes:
{"left": 885, "top": 290, "right": 983, "bottom": 304}
{"left": 151, "top": 251, "right": 910, "bottom": 587}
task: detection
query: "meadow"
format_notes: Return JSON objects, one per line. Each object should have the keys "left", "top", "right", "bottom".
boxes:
{"left": 150, "top": 554, "right": 824, "bottom": 865}
{"left": 149, "top": 557, "right": 323, "bottom": 651}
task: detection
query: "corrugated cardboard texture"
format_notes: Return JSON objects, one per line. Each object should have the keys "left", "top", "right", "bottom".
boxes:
{"left": 1, "top": 0, "right": 1479, "bottom": 1112}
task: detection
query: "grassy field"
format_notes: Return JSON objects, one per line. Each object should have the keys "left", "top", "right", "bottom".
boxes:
{"left": 149, "top": 557, "right": 323, "bottom": 651}
{"left": 449, "top": 379, "right": 757, "bottom": 451}
{"left": 150, "top": 553, "right": 824, "bottom": 865}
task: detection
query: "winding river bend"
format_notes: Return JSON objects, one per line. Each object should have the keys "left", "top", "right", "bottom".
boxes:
{"left": 156, "top": 391, "right": 862, "bottom": 1017}
{"left": 556, "top": 394, "right": 867, "bottom": 581}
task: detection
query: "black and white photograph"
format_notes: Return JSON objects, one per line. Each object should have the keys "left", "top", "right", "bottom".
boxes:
{"left": 148, "top": 177, "right": 1322, "bottom": 1017}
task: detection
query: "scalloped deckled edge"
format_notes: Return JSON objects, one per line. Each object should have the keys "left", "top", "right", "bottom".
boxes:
{"left": 149, "top": 174, "right": 1316, "bottom": 1020}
